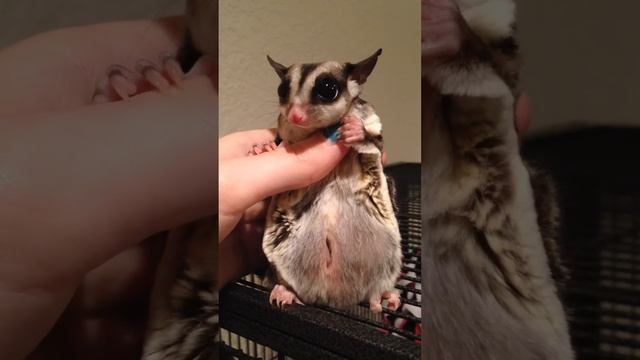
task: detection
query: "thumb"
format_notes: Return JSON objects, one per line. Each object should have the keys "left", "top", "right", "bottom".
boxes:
{"left": 219, "top": 132, "right": 348, "bottom": 236}
{"left": 187, "top": 54, "right": 217, "bottom": 78}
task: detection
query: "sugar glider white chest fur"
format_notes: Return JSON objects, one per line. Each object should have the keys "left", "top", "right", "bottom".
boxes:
{"left": 262, "top": 50, "right": 403, "bottom": 312}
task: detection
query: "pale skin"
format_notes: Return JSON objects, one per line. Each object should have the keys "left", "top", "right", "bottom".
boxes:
{"left": 0, "top": 15, "right": 358, "bottom": 359}
{"left": 0, "top": 17, "right": 219, "bottom": 359}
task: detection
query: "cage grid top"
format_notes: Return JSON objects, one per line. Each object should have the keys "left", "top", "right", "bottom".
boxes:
{"left": 220, "top": 164, "right": 422, "bottom": 360}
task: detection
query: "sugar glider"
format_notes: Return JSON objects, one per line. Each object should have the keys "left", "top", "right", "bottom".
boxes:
{"left": 261, "top": 50, "right": 403, "bottom": 312}
{"left": 422, "top": 0, "right": 573, "bottom": 359}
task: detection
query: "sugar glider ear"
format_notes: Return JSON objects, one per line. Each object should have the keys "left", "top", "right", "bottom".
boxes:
{"left": 267, "top": 55, "right": 288, "bottom": 80}
{"left": 347, "top": 48, "right": 382, "bottom": 84}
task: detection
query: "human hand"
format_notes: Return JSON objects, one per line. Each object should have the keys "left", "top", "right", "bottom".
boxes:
{"left": 0, "top": 17, "right": 185, "bottom": 118}
{"left": 218, "top": 129, "right": 349, "bottom": 287}
{"left": 0, "top": 19, "right": 216, "bottom": 359}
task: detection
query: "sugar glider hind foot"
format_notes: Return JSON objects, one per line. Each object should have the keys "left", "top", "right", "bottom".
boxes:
{"left": 249, "top": 141, "right": 278, "bottom": 156}
{"left": 382, "top": 290, "right": 401, "bottom": 311}
{"left": 269, "top": 284, "right": 304, "bottom": 307}
{"left": 369, "top": 290, "right": 401, "bottom": 313}
{"left": 93, "top": 55, "right": 184, "bottom": 103}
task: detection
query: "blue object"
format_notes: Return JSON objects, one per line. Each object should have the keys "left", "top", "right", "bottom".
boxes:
{"left": 322, "top": 122, "right": 341, "bottom": 143}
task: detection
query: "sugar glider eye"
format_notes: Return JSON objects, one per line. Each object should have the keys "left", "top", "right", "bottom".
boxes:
{"left": 314, "top": 76, "right": 339, "bottom": 102}
{"left": 277, "top": 81, "right": 290, "bottom": 99}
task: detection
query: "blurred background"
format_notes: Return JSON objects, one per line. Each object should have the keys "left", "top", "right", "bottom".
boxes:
{"left": 517, "top": 2, "right": 640, "bottom": 359}
{"left": 0, "top": 0, "right": 183, "bottom": 46}
{"left": 516, "top": 0, "right": 640, "bottom": 135}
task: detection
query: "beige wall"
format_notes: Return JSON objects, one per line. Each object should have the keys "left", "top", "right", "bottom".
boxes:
{"left": 517, "top": 0, "right": 640, "bottom": 135}
{"left": 219, "top": 0, "right": 421, "bottom": 164}
{"left": 0, "top": 0, "right": 184, "bottom": 47}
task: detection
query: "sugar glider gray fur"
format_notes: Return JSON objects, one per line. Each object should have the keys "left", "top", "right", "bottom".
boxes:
{"left": 262, "top": 50, "right": 403, "bottom": 312}
{"left": 422, "top": 0, "right": 573, "bottom": 359}
{"left": 142, "top": 218, "right": 219, "bottom": 360}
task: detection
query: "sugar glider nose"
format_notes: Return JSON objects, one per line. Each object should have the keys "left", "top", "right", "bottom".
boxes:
{"left": 288, "top": 107, "right": 308, "bottom": 127}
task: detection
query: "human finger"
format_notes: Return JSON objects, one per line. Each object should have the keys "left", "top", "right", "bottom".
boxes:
{"left": 0, "top": 17, "right": 185, "bottom": 118}
{"left": 219, "top": 128, "right": 279, "bottom": 160}
{"left": 219, "top": 132, "right": 348, "bottom": 238}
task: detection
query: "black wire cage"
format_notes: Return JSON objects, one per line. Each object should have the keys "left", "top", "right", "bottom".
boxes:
{"left": 220, "top": 163, "right": 422, "bottom": 360}
{"left": 523, "top": 127, "right": 640, "bottom": 360}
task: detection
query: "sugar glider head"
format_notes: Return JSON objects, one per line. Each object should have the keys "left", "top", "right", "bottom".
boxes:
{"left": 267, "top": 49, "right": 381, "bottom": 130}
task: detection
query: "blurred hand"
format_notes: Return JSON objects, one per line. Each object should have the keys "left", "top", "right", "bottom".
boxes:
{"left": 0, "top": 18, "right": 218, "bottom": 359}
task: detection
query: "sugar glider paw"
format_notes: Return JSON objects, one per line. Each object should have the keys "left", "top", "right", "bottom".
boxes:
{"left": 248, "top": 141, "right": 278, "bottom": 156}
{"left": 92, "top": 54, "right": 185, "bottom": 103}
{"left": 269, "top": 284, "right": 304, "bottom": 307}
{"left": 339, "top": 115, "right": 366, "bottom": 146}
{"left": 370, "top": 290, "right": 401, "bottom": 313}
{"left": 369, "top": 294, "right": 383, "bottom": 313}
{"left": 382, "top": 290, "right": 401, "bottom": 311}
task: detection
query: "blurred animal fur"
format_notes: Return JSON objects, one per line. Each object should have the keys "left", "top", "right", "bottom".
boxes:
{"left": 142, "top": 218, "right": 219, "bottom": 360}
{"left": 422, "top": 0, "right": 573, "bottom": 359}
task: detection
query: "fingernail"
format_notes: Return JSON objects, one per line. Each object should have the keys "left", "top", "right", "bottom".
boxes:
{"left": 322, "top": 123, "right": 342, "bottom": 143}
{"left": 134, "top": 59, "right": 158, "bottom": 74}
{"left": 160, "top": 53, "right": 183, "bottom": 84}
{"left": 108, "top": 72, "right": 135, "bottom": 100}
